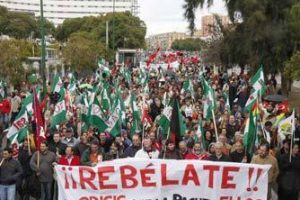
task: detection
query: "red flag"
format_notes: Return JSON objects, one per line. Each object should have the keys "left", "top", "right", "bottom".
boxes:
{"left": 0, "top": 98, "right": 11, "bottom": 113}
{"left": 277, "top": 100, "right": 289, "bottom": 113}
{"left": 141, "top": 108, "right": 152, "bottom": 125}
{"left": 33, "top": 88, "right": 46, "bottom": 150}
{"left": 146, "top": 47, "right": 161, "bottom": 67}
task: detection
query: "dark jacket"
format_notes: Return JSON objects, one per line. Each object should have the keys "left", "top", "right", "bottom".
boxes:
{"left": 158, "top": 150, "right": 182, "bottom": 160}
{"left": 230, "top": 150, "right": 250, "bottom": 163}
{"left": 122, "top": 145, "right": 141, "bottom": 158}
{"left": 48, "top": 141, "right": 67, "bottom": 156}
{"left": 278, "top": 153, "right": 300, "bottom": 191}
{"left": 0, "top": 157, "right": 23, "bottom": 185}
{"left": 30, "top": 151, "right": 56, "bottom": 182}
{"left": 74, "top": 142, "right": 89, "bottom": 156}
{"left": 18, "top": 147, "right": 34, "bottom": 177}
{"left": 209, "top": 154, "right": 231, "bottom": 162}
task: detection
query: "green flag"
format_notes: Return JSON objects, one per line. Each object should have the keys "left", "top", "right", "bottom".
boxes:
{"left": 100, "top": 85, "right": 111, "bottom": 113}
{"left": 203, "top": 79, "right": 216, "bottom": 120}
{"left": 50, "top": 88, "right": 67, "bottom": 128}
{"left": 89, "top": 96, "right": 108, "bottom": 132}
{"left": 243, "top": 111, "right": 257, "bottom": 156}
{"left": 21, "top": 94, "right": 33, "bottom": 116}
{"left": 250, "top": 66, "right": 266, "bottom": 93}
{"left": 130, "top": 94, "right": 141, "bottom": 134}
{"left": 159, "top": 101, "right": 173, "bottom": 136}
{"left": 51, "top": 74, "right": 63, "bottom": 94}
{"left": 7, "top": 108, "right": 29, "bottom": 146}
{"left": 105, "top": 95, "right": 122, "bottom": 137}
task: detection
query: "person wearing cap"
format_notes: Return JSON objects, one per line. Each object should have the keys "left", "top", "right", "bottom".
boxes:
{"left": 61, "top": 127, "right": 78, "bottom": 147}
{"left": 159, "top": 139, "right": 181, "bottom": 159}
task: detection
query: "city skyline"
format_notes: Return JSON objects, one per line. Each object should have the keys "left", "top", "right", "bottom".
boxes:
{"left": 139, "top": 0, "right": 228, "bottom": 37}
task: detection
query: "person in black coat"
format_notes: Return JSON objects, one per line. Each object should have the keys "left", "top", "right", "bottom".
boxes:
{"left": 209, "top": 142, "right": 231, "bottom": 162}
{"left": 0, "top": 147, "right": 23, "bottom": 200}
{"left": 122, "top": 134, "right": 141, "bottom": 158}
{"left": 149, "top": 97, "right": 164, "bottom": 122}
{"left": 48, "top": 132, "right": 67, "bottom": 156}
{"left": 230, "top": 141, "right": 250, "bottom": 163}
{"left": 277, "top": 144, "right": 300, "bottom": 200}
{"left": 18, "top": 140, "right": 34, "bottom": 200}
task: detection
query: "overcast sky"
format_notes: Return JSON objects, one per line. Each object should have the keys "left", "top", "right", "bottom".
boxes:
{"left": 139, "top": 0, "right": 227, "bottom": 37}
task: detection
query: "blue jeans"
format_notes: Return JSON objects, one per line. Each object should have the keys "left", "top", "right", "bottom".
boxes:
{"left": 40, "top": 182, "right": 52, "bottom": 200}
{"left": 0, "top": 184, "right": 16, "bottom": 200}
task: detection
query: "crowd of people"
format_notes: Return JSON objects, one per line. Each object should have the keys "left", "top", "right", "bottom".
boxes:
{"left": 0, "top": 57, "right": 300, "bottom": 200}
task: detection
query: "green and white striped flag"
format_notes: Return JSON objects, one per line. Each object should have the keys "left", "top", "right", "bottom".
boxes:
{"left": 105, "top": 95, "right": 122, "bottom": 137}
{"left": 22, "top": 94, "right": 33, "bottom": 116}
{"left": 243, "top": 111, "right": 257, "bottom": 156}
{"left": 51, "top": 74, "right": 63, "bottom": 94}
{"left": 50, "top": 88, "right": 66, "bottom": 128}
{"left": 100, "top": 86, "right": 111, "bottom": 113}
{"left": 89, "top": 96, "right": 108, "bottom": 132}
{"left": 158, "top": 102, "right": 173, "bottom": 136}
{"left": 223, "top": 92, "right": 230, "bottom": 112}
{"left": 250, "top": 66, "right": 265, "bottom": 93}
{"left": 130, "top": 94, "right": 141, "bottom": 134}
{"left": 68, "top": 73, "right": 77, "bottom": 93}
{"left": 182, "top": 79, "right": 194, "bottom": 98}
{"left": 7, "top": 108, "right": 29, "bottom": 146}
{"left": 203, "top": 79, "right": 216, "bottom": 120}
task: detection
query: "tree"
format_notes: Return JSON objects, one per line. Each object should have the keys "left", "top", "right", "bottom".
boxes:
{"left": 55, "top": 11, "right": 146, "bottom": 50}
{"left": 0, "top": 39, "right": 33, "bottom": 85}
{"left": 63, "top": 32, "right": 105, "bottom": 73}
{"left": 0, "top": 6, "right": 55, "bottom": 39}
{"left": 171, "top": 38, "right": 204, "bottom": 51}
{"left": 183, "top": 0, "right": 300, "bottom": 95}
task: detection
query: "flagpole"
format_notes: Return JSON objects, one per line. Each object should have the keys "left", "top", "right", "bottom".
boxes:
{"left": 212, "top": 111, "right": 219, "bottom": 142}
{"left": 289, "top": 110, "right": 295, "bottom": 163}
{"left": 27, "top": 131, "right": 31, "bottom": 155}
{"left": 163, "top": 127, "right": 170, "bottom": 159}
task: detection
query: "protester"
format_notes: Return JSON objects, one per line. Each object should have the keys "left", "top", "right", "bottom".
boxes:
{"left": 251, "top": 143, "right": 279, "bottom": 199}
{"left": 209, "top": 142, "right": 231, "bottom": 162}
{"left": 277, "top": 144, "right": 300, "bottom": 200}
{"left": 185, "top": 142, "right": 209, "bottom": 160}
{"left": 80, "top": 140, "right": 103, "bottom": 166}
{"left": 30, "top": 142, "right": 57, "bottom": 200}
{"left": 48, "top": 132, "right": 67, "bottom": 157}
{"left": 159, "top": 139, "right": 181, "bottom": 159}
{"left": 122, "top": 134, "right": 141, "bottom": 158}
{"left": 229, "top": 141, "right": 250, "bottom": 163}
{"left": 135, "top": 137, "right": 159, "bottom": 159}
{"left": 58, "top": 146, "right": 80, "bottom": 166}
{"left": 17, "top": 139, "right": 34, "bottom": 200}
{"left": 0, "top": 147, "right": 23, "bottom": 200}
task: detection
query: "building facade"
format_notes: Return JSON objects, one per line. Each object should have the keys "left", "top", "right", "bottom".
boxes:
{"left": 0, "top": 0, "right": 139, "bottom": 26}
{"left": 146, "top": 32, "right": 188, "bottom": 50}
{"left": 202, "top": 15, "right": 230, "bottom": 37}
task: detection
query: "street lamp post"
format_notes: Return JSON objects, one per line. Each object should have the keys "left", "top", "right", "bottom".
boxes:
{"left": 112, "top": 0, "right": 115, "bottom": 64}
{"left": 40, "top": 0, "right": 47, "bottom": 98}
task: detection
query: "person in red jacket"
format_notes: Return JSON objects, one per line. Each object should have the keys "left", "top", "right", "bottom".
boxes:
{"left": 58, "top": 146, "right": 80, "bottom": 166}
{"left": 185, "top": 142, "right": 209, "bottom": 160}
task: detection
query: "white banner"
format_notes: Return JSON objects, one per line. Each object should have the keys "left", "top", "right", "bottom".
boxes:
{"left": 55, "top": 159, "right": 270, "bottom": 200}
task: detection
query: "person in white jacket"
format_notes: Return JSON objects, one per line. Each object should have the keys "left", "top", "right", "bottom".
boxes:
{"left": 135, "top": 138, "right": 159, "bottom": 159}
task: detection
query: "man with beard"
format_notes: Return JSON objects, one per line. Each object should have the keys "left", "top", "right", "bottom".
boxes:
{"left": 30, "top": 142, "right": 57, "bottom": 200}
{"left": 251, "top": 143, "right": 279, "bottom": 200}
